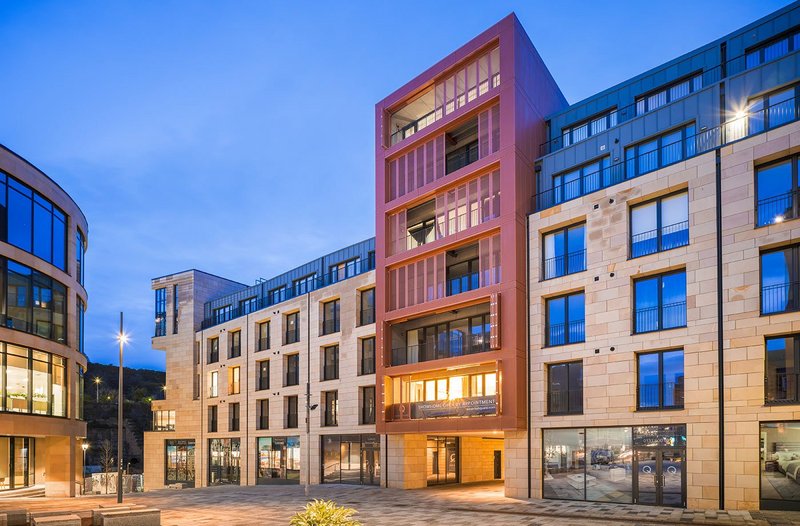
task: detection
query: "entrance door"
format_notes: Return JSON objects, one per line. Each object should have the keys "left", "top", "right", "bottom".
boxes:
{"left": 427, "top": 436, "right": 459, "bottom": 486}
{"left": 634, "top": 449, "right": 685, "bottom": 507}
{"left": 493, "top": 450, "right": 502, "bottom": 479}
{"left": 361, "top": 446, "right": 378, "bottom": 486}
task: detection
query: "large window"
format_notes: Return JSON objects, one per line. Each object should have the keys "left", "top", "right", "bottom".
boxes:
{"left": 322, "top": 345, "right": 339, "bottom": 381}
{"left": 3, "top": 174, "right": 68, "bottom": 270}
{"left": 208, "top": 438, "right": 240, "bottom": 486}
{"left": 389, "top": 370, "right": 498, "bottom": 421}
{"left": 229, "top": 402, "right": 240, "bottom": 432}
{"left": 76, "top": 229, "right": 85, "bottom": 286}
{"left": 257, "top": 436, "right": 300, "bottom": 484}
{"left": 208, "top": 405, "right": 217, "bottom": 432}
{"left": 293, "top": 274, "right": 317, "bottom": 296}
{"left": 761, "top": 245, "right": 799, "bottom": 315}
{"left": 446, "top": 258, "right": 479, "bottom": 296}
{"left": 361, "top": 386, "right": 376, "bottom": 425}
{"left": 757, "top": 157, "right": 799, "bottom": 227}
{"left": 257, "top": 360, "right": 270, "bottom": 391}
{"left": 321, "top": 299, "right": 340, "bottom": 335}
{"left": 562, "top": 110, "right": 617, "bottom": 147}
{"left": 543, "top": 223, "right": 586, "bottom": 279}
{"left": 545, "top": 292, "right": 585, "bottom": 347}
{"left": 4, "top": 259, "right": 67, "bottom": 344}
{"left": 359, "top": 289, "right": 375, "bottom": 326}
{"left": 633, "top": 270, "right": 686, "bottom": 333}
{"left": 396, "top": 313, "right": 490, "bottom": 365}
{"left": 746, "top": 29, "right": 800, "bottom": 69}
{"left": 766, "top": 335, "right": 800, "bottom": 404}
{"left": 760, "top": 421, "right": 800, "bottom": 510}
{"left": 165, "top": 439, "right": 194, "bottom": 488}
{"left": 748, "top": 86, "right": 798, "bottom": 137}
{"left": 154, "top": 288, "right": 166, "bottom": 337}
{"left": 630, "top": 192, "right": 689, "bottom": 258}
{"left": 207, "top": 338, "right": 219, "bottom": 363}
{"left": 284, "top": 354, "right": 299, "bottom": 387}
{"left": 0, "top": 343, "right": 67, "bottom": 416}
{"left": 551, "top": 157, "right": 611, "bottom": 205}
{"left": 239, "top": 296, "right": 257, "bottom": 315}
{"left": 153, "top": 410, "right": 175, "bottom": 431}
{"left": 635, "top": 74, "right": 702, "bottom": 115}
{"left": 228, "top": 331, "right": 241, "bottom": 359}
{"left": 547, "top": 361, "right": 583, "bottom": 415}
{"left": 228, "top": 366, "right": 240, "bottom": 395}
{"left": 359, "top": 337, "right": 375, "bottom": 375}
{"left": 321, "top": 434, "right": 380, "bottom": 486}
{"left": 625, "top": 124, "right": 696, "bottom": 178}
{"left": 213, "top": 305, "right": 232, "bottom": 325}
{"left": 257, "top": 399, "right": 269, "bottom": 430}
{"left": 637, "top": 349, "right": 684, "bottom": 410}
{"left": 285, "top": 395, "right": 298, "bottom": 429}
{"left": 257, "top": 321, "right": 270, "bottom": 351}
{"left": 285, "top": 312, "right": 299, "bottom": 345}
{"left": 329, "top": 258, "right": 360, "bottom": 283}
{"left": 323, "top": 390, "right": 338, "bottom": 427}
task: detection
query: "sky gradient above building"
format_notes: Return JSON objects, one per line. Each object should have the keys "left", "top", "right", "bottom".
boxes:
{"left": 0, "top": 0, "right": 789, "bottom": 369}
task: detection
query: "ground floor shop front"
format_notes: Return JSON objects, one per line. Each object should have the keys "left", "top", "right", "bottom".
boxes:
{"left": 0, "top": 432, "right": 83, "bottom": 497}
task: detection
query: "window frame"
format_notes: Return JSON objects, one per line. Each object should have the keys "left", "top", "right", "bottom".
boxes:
{"left": 229, "top": 402, "right": 240, "bottom": 432}
{"left": 760, "top": 244, "right": 800, "bottom": 316}
{"left": 636, "top": 349, "right": 685, "bottom": 411}
{"left": 745, "top": 27, "right": 800, "bottom": 69}
{"left": 632, "top": 269, "right": 687, "bottom": 334}
{"left": 635, "top": 72, "right": 703, "bottom": 115}
{"left": 359, "top": 337, "right": 376, "bottom": 375}
{"left": 561, "top": 108, "right": 618, "bottom": 147}
{"left": 228, "top": 330, "right": 241, "bottom": 359}
{"left": 544, "top": 291, "right": 585, "bottom": 348}
{"left": 360, "top": 385, "right": 376, "bottom": 425}
{"left": 257, "top": 399, "right": 269, "bottom": 430}
{"left": 625, "top": 123, "right": 696, "bottom": 179}
{"left": 256, "top": 359, "right": 270, "bottom": 391}
{"left": 629, "top": 190, "right": 690, "bottom": 259}
{"left": 546, "top": 361, "right": 583, "bottom": 416}
{"left": 541, "top": 222, "right": 587, "bottom": 280}
{"left": 256, "top": 320, "right": 270, "bottom": 351}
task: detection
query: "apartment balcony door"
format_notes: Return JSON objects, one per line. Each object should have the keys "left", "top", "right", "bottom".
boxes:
{"left": 633, "top": 448, "right": 685, "bottom": 507}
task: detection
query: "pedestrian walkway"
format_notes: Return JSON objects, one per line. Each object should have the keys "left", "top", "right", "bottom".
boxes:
{"left": 1, "top": 481, "right": 800, "bottom": 525}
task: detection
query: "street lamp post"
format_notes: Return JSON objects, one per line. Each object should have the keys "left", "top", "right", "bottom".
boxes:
{"left": 304, "top": 389, "right": 317, "bottom": 498}
{"left": 81, "top": 442, "right": 89, "bottom": 477}
{"left": 116, "top": 312, "right": 128, "bottom": 504}
{"left": 94, "top": 377, "right": 102, "bottom": 402}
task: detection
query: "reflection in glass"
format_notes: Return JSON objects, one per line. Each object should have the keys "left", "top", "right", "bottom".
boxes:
{"left": 586, "top": 427, "right": 632, "bottom": 503}
{"left": 760, "top": 422, "right": 800, "bottom": 510}
{"left": 543, "top": 428, "right": 585, "bottom": 500}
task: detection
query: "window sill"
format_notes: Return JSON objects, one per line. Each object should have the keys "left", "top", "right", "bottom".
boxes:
{"left": 544, "top": 340, "right": 586, "bottom": 349}
{"left": 540, "top": 270, "right": 587, "bottom": 283}
{"left": 635, "top": 406, "right": 684, "bottom": 412}
{"left": 764, "top": 400, "right": 800, "bottom": 406}
{"left": 629, "top": 243, "right": 690, "bottom": 261}
{"left": 632, "top": 325, "right": 686, "bottom": 335}
{"left": 546, "top": 411, "right": 583, "bottom": 417}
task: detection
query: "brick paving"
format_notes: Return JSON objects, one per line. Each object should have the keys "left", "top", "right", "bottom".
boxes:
{"left": 2, "top": 481, "right": 800, "bottom": 525}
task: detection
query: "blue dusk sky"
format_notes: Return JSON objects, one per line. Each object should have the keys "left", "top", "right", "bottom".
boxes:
{"left": 0, "top": 0, "right": 790, "bottom": 370}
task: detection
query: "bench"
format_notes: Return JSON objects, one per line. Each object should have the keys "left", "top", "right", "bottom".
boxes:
{"left": 91, "top": 506, "right": 145, "bottom": 526}
{"left": 0, "top": 510, "right": 28, "bottom": 526}
{"left": 31, "top": 515, "right": 81, "bottom": 526}
{"left": 97, "top": 508, "right": 160, "bottom": 526}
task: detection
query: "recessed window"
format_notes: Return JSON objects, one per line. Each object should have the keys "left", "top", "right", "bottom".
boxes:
{"left": 154, "top": 288, "right": 166, "bottom": 337}
{"left": 543, "top": 223, "right": 586, "bottom": 279}
{"left": 637, "top": 349, "right": 684, "bottom": 410}
{"left": 359, "top": 337, "right": 376, "bottom": 375}
{"left": 547, "top": 361, "right": 583, "bottom": 415}
{"left": 761, "top": 244, "right": 800, "bottom": 315}
{"left": 209, "top": 371, "right": 218, "bottom": 398}
{"left": 545, "top": 292, "right": 585, "bottom": 347}
{"left": 321, "top": 299, "right": 340, "bottom": 335}
{"left": 228, "top": 331, "right": 241, "bottom": 359}
{"left": 208, "top": 405, "right": 217, "bottom": 432}
{"left": 285, "top": 395, "right": 298, "bottom": 429}
{"left": 207, "top": 338, "right": 219, "bottom": 364}
{"left": 625, "top": 124, "right": 696, "bottom": 178}
{"left": 630, "top": 192, "right": 689, "bottom": 258}
{"left": 285, "top": 312, "right": 300, "bottom": 345}
{"left": 756, "top": 156, "right": 798, "bottom": 227}
{"left": 284, "top": 354, "right": 300, "bottom": 387}
{"left": 633, "top": 270, "right": 686, "bottom": 333}
{"left": 257, "top": 360, "right": 270, "bottom": 391}
{"left": 322, "top": 345, "right": 339, "bottom": 381}
{"left": 257, "top": 399, "right": 269, "bottom": 430}
{"left": 229, "top": 402, "right": 240, "bottom": 432}
{"left": 360, "top": 386, "right": 376, "bottom": 424}
{"left": 323, "top": 390, "right": 338, "bottom": 427}
{"left": 257, "top": 321, "right": 270, "bottom": 351}
{"left": 228, "top": 366, "right": 240, "bottom": 395}
{"left": 359, "top": 289, "right": 375, "bottom": 326}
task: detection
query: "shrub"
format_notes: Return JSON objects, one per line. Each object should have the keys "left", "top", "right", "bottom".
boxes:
{"left": 289, "top": 499, "right": 361, "bottom": 526}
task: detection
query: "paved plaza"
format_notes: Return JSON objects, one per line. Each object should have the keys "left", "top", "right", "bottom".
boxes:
{"left": 3, "top": 482, "right": 800, "bottom": 525}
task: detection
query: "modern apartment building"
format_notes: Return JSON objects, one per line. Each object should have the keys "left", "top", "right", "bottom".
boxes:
{"left": 0, "top": 144, "right": 89, "bottom": 497}
{"left": 374, "top": 14, "right": 565, "bottom": 495}
{"left": 144, "top": 240, "right": 377, "bottom": 490}
{"left": 528, "top": 1, "right": 800, "bottom": 512}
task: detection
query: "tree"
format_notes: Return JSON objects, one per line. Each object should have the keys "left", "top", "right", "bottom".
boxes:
{"left": 98, "top": 439, "right": 115, "bottom": 494}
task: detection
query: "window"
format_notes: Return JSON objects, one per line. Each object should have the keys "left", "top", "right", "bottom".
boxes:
{"left": 636, "top": 73, "right": 702, "bottom": 115}
{"left": 208, "top": 338, "right": 219, "bottom": 363}
{"left": 2, "top": 259, "right": 68, "bottom": 344}
{"left": 543, "top": 223, "right": 586, "bottom": 279}
{"left": 330, "top": 258, "right": 360, "bottom": 283}
{"left": 153, "top": 410, "right": 176, "bottom": 431}
{"left": 229, "top": 402, "right": 240, "bottom": 432}
{"left": 360, "top": 337, "right": 376, "bottom": 375}
{"left": 389, "top": 371, "right": 498, "bottom": 420}
{"left": 293, "top": 274, "right": 316, "bottom": 296}
{"left": 164, "top": 439, "right": 194, "bottom": 487}
{"left": 633, "top": 270, "right": 687, "bottom": 333}
{"left": 545, "top": 292, "right": 585, "bottom": 347}
{"left": 77, "top": 365, "right": 85, "bottom": 420}
{"left": 228, "top": 331, "right": 241, "bottom": 359}
{"left": 239, "top": 296, "right": 258, "bottom": 315}
{"left": 228, "top": 366, "right": 240, "bottom": 395}
{"left": 361, "top": 386, "right": 376, "bottom": 424}
{"left": 257, "top": 399, "right": 269, "bottom": 430}
{"left": 208, "top": 405, "right": 218, "bottom": 432}
{"left": 257, "top": 360, "right": 270, "bottom": 391}
{"left": 209, "top": 371, "right": 219, "bottom": 398}
{"left": 756, "top": 156, "right": 799, "bottom": 227}
{"left": 213, "top": 305, "right": 232, "bottom": 325}
{"left": 269, "top": 286, "right": 287, "bottom": 305}
{"left": 76, "top": 229, "right": 85, "bottom": 286}
{"left": 1, "top": 344, "right": 67, "bottom": 416}
{"left": 77, "top": 298, "right": 85, "bottom": 355}
{"left": 257, "top": 321, "right": 270, "bottom": 351}
{"left": 637, "top": 349, "right": 684, "bottom": 410}
{"left": 154, "top": 288, "right": 167, "bottom": 337}
{"left": 172, "top": 284, "right": 179, "bottom": 334}
{"left": 285, "top": 395, "right": 298, "bottom": 429}
{"left": 746, "top": 29, "right": 800, "bottom": 69}
{"left": 625, "top": 124, "right": 696, "bottom": 178}
{"left": 547, "top": 361, "right": 583, "bottom": 415}
{"left": 323, "top": 391, "right": 338, "bottom": 427}
{"left": 323, "top": 345, "right": 339, "bottom": 381}
{"left": 284, "top": 354, "right": 300, "bottom": 386}
{"left": 321, "top": 299, "right": 340, "bottom": 335}
{"left": 747, "top": 86, "right": 798, "bottom": 136}
{"left": 630, "top": 192, "right": 689, "bottom": 258}
{"left": 562, "top": 110, "right": 618, "bottom": 147}
{"left": 397, "top": 313, "right": 490, "bottom": 366}
{"left": 551, "top": 157, "right": 612, "bottom": 205}
{"left": 446, "top": 257, "right": 479, "bottom": 296}
{"left": 359, "top": 289, "right": 375, "bottom": 325}
{"left": 765, "top": 335, "right": 800, "bottom": 404}
{"left": 762, "top": 244, "right": 800, "bottom": 315}
{"left": 285, "top": 312, "right": 299, "bottom": 344}
{"left": 2, "top": 174, "right": 68, "bottom": 269}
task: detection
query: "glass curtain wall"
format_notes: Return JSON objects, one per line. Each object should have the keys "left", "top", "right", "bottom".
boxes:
{"left": 256, "top": 436, "right": 300, "bottom": 484}
{"left": 321, "top": 434, "right": 380, "bottom": 486}
{"left": 208, "top": 438, "right": 240, "bottom": 486}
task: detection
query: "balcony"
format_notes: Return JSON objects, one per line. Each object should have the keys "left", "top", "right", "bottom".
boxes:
{"left": 757, "top": 189, "right": 798, "bottom": 227}
{"left": 543, "top": 249, "right": 587, "bottom": 280}
{"left": 444, "top": 118, "right": 478, "bottom": 175}
{"left": 762, "top": 281, "right": 799, "bottom": 315}
{"left": 630, "top": 221, "right": 689, "bottom": 258}
{"left": 634, "top": 302, "right": 687, "bottom": 333}
{"left": 392, "top": 334, "right": 489, "bottom": 366}
{"left": 545, "top": 320, "right": 585, "bottom": 347}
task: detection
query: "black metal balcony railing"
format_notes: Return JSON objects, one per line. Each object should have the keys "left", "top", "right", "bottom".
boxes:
{"left": 547, "top": 388, "right": 583, "bottom": 415}
{"left": 391, "top": 333, "right": 489, "bottom": 366}
{"left": 445, "top": 141, "right": 479, "bottom": 174}
{"left": 320, "top": 318, "right": 340, "bottom": 336}
{"left": 535, "top": 98, "right": 800, "bottom": 212}
{"left": 634, "top": 301, "right": 687, "bottom": 333}
{"left": 762, "top": 282, "right": 799, "bottom": 315}
{"left": 201, "top": 257, "right": 376, "bottom": 329}
{"left": 152, "top": 423, "right": 175, "bottom": 432}
{"left": 360, "top": 357, "right": 375, "bottom": 375}
{"left": 359, "top": 307, "right": 375, "bottom": 326}
{"left": 447, "top": 271, "right": 480, "bottom": 296}
{"left": 285, "top": 370, "right": 299, "bottom": 387}
{"left": 322, "top": 364, "right": 338, "bottom": 381}
{"left": 546, "top": 320, "right": 585, "bottom": 347}
{"left": 631, "top": 221, "right": 690, "bottom": 258}
{"left": 637, "top": 382, "right": 684, "bottom": 409}
{"left": 766, "top": 372, "right": 799, "bottom": 404}
{"left": 257, "top": 337, "right": 270, "bottom": 352}
{"left": 757, "top": 189, "right": 798, "bottom": 227}
{"left": 285, "top": 329, "right": 300, "bottom": 345}
{"left": 543, "top": 249, "right": 587, "bottom": 280}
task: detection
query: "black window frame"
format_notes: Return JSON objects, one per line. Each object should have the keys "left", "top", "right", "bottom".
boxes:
{"left": 285, "top": 395, "right": 298, "bottom": 429}
{"left": 154, "top": 287, "right": 167, "bottom": 337}
{"left": 257, "top": 399, "right": 269, "bottom": 430}
{"left": 256, "top": 320, "right": 270, "bottom": 351}
{"left": 359, "top": 337, "right": 376, "bottom": 375}
{"left": 360, "top": 386, "right": 376, "bottom": 425}
{"left": 636, "top": 349, "right": 685, "bottom": 411}
{"left": 632, "top": 269, "right": 687, "bottom": 334}
{"left": 745, "top": 27, "right": 800, "bottom": 69}
{"left": 359, "top": 288, "right": 376, "bottom": 326}
{"left": 561, "top": 108, "right": 618, "bottom": 147}
{"left": 285, "top": 312, "right": 300, "bottom": 345}
{"left": 624, "top": 123, "right": 696, "bottom": 179}
{"left": 761, "top": 244, "right": 800, "bottom": 315}
{"left": 323, "top": 390, "right": 338, "bottom": 427}
{"left": 321, "top": 299, "right": 341, "bottom": 335}
{"left": 229, "top": 402, "right": 240, "bottom": 432}
{"left": 635, "top": 72, "right": 703, "bottom": 114}
{"left": 629, "top": 190, "right": 690, "bottom": 259}
{"left": 755, "top": 154, "right": 800, "bottom": 228}
{"left": 546, "top": 361, "right": 583, "bottom": 416}
{"left": 541, "top": 222, "right": 587, "bottom": 280}
{"left": 322, "top": 345, "right": 339, "bottom": 381}
{"left": 284, "top": 354, "right": 300, "bottom": 387}
{"left": 228, "top": 330, "right": 241, "bottom": 359}
{"left": 208, "top": 405, "right": 217, "bottom": 433}
{"left": 257, "top": 359, "right": 270, "bottom": 391}
{"left": 207, "top": 338, "right": 219, "bottom": 364}
{"left": 544, "top": 291, "right": 585, "bottom": 348}
{"left": 172, "top": 284, "right": 179, "bottom": 334}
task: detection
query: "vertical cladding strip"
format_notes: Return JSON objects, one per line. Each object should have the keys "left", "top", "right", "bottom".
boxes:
{"left": 526, "top": 218, "right": 531, "bottom": 499}
{"left": 716, "top": 111, "right": 725, "bottom": 509}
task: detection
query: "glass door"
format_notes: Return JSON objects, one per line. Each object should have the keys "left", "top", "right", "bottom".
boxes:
{"left": 361, "top": 446, "right": 379, "bottom": 486}
{"left": 634, "top": 448, "right": 685, "bottom": 507}
{"left": 635, "top": 450, "right": 658, "bottom": 505}
{"left": 426, "top": 436, "right": 459, "bottom": 486}
{"left": 661, "top": 449, "right": 684, "bottom": 507}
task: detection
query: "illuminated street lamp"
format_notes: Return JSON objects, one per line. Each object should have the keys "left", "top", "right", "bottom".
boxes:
{"left": 93, "top": 377, "right": 102, "bottom": 402}
{"left": 81, "top": 442, "right": 89, "bottom": 478}
{"left": 116, "top": 313, "right": 129, "bottom": 504}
